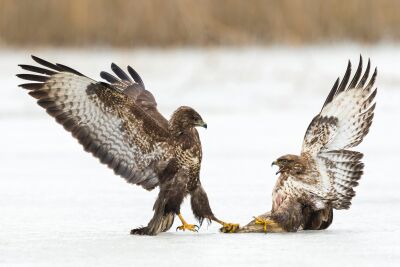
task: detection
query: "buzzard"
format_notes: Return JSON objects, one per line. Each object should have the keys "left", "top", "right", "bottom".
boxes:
{"left": 229, "top": 56, "right": 377, "bottom": 233}
{"left": 17, "top": 56, "right": 238, "bottom": 235}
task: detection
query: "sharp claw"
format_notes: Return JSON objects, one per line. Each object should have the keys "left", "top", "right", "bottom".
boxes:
{"left": 220, "top": 225, "right": 235, "bottom": 233}
{"left": 220, "top": 222, "right": 239, "bottom": 233}
{"left": 254, "top": 216, "right": 277, "bottom": 233}
{"left": 176, "top": 224, "right": 198, "bottom": 232}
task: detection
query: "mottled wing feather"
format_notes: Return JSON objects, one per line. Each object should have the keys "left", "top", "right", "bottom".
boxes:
{"left": 18, "top": 56, "right": 173, "bottom": 190}
{"left": 100, "top": 63, "right": 169, "bottom": 129}
{"left": 302, "top": 56, "right": 377, "bottom": 155}
{"left": 315, "top": 150, "right": 364, "bottom": 209}
{"left": 300, "top": 56, "right": 377, "bottom": 209}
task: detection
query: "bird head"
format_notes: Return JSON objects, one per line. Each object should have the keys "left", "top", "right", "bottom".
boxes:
{"left": 271, "top": 154, "right": 305, "bottom": 175}
{"left": 169, "top": 106, "right": 207, "bottom": 132}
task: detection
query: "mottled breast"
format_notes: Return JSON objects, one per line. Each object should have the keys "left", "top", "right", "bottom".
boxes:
{"left": 173, "top": 129, "right": 202, "bottom": 190}
{"left": 272, "top": 173, "right": 326, "bottom": 211}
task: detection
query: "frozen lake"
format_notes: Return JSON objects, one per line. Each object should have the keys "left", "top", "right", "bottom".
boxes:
{"left": 1, "top": 46, "right": 399, "bottom": 266}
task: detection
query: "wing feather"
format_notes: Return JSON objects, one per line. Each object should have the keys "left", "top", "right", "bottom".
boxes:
{"left": 316, "top": 150, "right": 364, "bottom": 209}
{"left": 55, "top": 63, "right": 85, "bottom": 76}
{"left": 16, "top": 73, "right": 49, "bottom": 82}
{"left": 127, "top": 65, "right": 146, "bottom": 88}
{"left": 300, "top": 56, "right": 377, "bottom": 209}
{"left": 335, "top": 60, "right": 351, "bottom": 95}
{"left": 111, "top": 62, "right": 132, "bottom": 82}
{"left": 321, "top": 78, "right": 339, "bottom": 110}
{"left": 100, "top": 71, "right": 119, "bottom": 84}
{"left": 302, "top": 56, "right": 377, "bottom": 154}
{"left": 100, "top": 63, "right": 168, "bottom": 129}
{"left": 357, "top": 59, "right": 371, "bottom": 88}
{"left": 347, "top": 55, "right": 363, "bottom": 89}
{"left": 18, "top": 64, "right": 57, "bottom": 76}
{"left": 31, "top": 55, "right": 64, "bottom": 71}
{"left": 18, "top": 56, "right": 174, "bottom": 190}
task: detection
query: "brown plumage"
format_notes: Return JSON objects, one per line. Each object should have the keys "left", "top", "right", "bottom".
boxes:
{"left": 17, "top": 55, "right": 238, "bottom": 235}
{"left": 232, "top": 56, "right": 377, "bottom": 233}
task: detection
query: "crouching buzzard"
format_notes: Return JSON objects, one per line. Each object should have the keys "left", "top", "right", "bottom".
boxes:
{"left": 228, "top": 56, "right": 377, "bottom": 233}
{"left": 17, "top": 56, "right": 238, "bottom": 235}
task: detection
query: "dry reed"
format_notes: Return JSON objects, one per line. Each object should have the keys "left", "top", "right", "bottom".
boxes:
{"left": 0, "top": 0, "right": 399, "bottom": 47}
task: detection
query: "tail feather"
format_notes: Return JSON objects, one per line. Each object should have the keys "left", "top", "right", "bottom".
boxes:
{"left": 130, "top": 193, "right": 175, "bottom": 236}
{"left": 302, "top": 207, "right": 333, "bottom": 230}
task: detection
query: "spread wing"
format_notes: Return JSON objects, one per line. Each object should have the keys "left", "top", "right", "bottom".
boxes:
{"left": 302, "top": 56, "right": 377, "bottom": 155}
{"left": 300, "top": 56, "right": 377, "bottom": 209}
{"left": 100, "top": 63, "right": 168, "bottom": 129}
{"left": 17, "top": 55, "right": 174, "bottom": 190}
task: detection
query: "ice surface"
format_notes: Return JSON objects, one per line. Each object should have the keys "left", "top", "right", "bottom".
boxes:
{"left": 1, "top": 46, "right": 399, "bottom": 266}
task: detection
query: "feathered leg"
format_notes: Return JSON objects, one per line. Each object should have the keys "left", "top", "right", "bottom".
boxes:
{"left": 190, "top": 184, "right": 239, "bottom": 233}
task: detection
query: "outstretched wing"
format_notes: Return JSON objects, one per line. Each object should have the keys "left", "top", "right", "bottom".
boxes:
{"left": 17, "top": 55, "right": 174, "bottom": 190}
{"left": 100, "top": 63, "right": 168, "bottom": 129}
{"left": 316, "top": 150, "right": 364, "bottom": 209}
{"left": 302, "top": 56, "right": 377, "bottom": 155}
{"left": 300, "top": 56, "right": 377, "bottom": 209}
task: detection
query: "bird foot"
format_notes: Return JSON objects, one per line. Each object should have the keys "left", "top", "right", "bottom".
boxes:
{"left": 219, "top": 222, "right": 240, "bottom": 233}
{"left": 254, "top": 216, "right": 280, "bottom": 233}
{"left": 176, "top": 223, "right": 199, "bottom": 232}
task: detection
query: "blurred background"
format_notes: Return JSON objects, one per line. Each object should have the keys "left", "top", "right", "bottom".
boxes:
{"left": 1, "top": 0, "right": 400, "bottom": 47}
{"left": 1, "top": 1, "right": 400, "bottom": 266}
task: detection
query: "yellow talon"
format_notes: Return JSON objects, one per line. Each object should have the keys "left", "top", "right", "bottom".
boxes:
{"left": 176, "top": 223, "right": 199, "bottom": 232}
{"left": 219, "top": 222, "right": 240, "bottom": 233}
{"left": 254, "top": 216, "right": 280, "bottom": 233}
{"left": 176, "top": 213, "right": 199, "bottom": 232}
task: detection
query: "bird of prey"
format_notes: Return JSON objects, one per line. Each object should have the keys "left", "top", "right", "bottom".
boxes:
{"left": 17, "top": 56, "right": 238, "bottom": 235}
{"left": 229, "top": 56, "right": 377, "bottom": 233}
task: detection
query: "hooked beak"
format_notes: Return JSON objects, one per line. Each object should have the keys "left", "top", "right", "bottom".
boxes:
{"left": 271, "top": 161, "right": 281, "bottom": 175}
{"left": 195, "top": 120, "right": 207, "bottom": 129}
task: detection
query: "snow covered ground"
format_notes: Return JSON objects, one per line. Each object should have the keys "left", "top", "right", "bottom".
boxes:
{"left": 1, "top": 45, "right": 399, "bottom": 266}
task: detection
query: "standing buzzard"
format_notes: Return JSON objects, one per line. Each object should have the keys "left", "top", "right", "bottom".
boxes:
{"left": 229, "top": 56, "right": 377, "bottom": 233}
{"left": 17, "top": 56, "right": 238, "bottom": 235}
